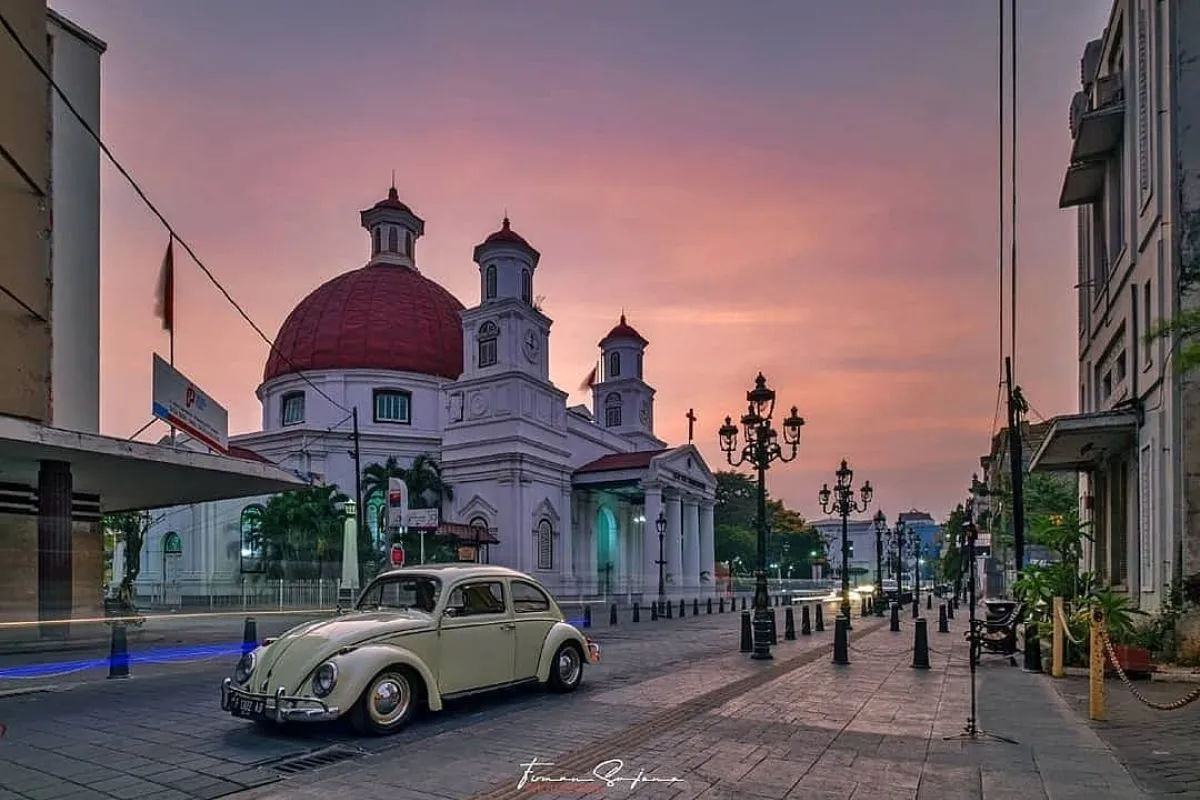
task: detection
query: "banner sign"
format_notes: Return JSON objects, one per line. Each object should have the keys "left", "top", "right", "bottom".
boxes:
{"left": 151, "top": 354, "right": 228, "bottom": 453}
{"left": 386, "top": 478, "right": 408, "bottom": 530}
{"left": 406, "top": 508, "right": 439, "bottom": 529}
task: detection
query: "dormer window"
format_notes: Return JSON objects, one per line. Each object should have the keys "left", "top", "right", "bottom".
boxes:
{"left": 281, "top": 391, "right": 305, "bottom": 426}
{"left": 521, "top": 269, "right": 531, "bottom": 304}
{"left": 604, "top": 392, "right": 622, "bottom": 427}
{"left": 609, "top": 351, "right": 621, "bottom": 378}
{"left": 485, "top": 265, "right": 497, "bottom": 300}
{"left": 372, "top": 227, "right": 381, "bottom": 256}
{"left": 478, "top": 320, "right": 499, "bottom": 368}
{"left": 387, "top": 226, "right": 399, "bottom": 253}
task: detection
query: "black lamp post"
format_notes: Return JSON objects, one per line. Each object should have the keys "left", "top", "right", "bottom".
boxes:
{"left": 872, "top": 510, "right": 887, "bottom": 616}
{"left": 908, "top": 528, "right": 921, "bottom": 614}
{"left": 655, "top": 511, "right": 667, "bottom": 611}
{"left": 889, "top": 520, "right": 906, "bottom": 603}
{"left": 718, "top": 373, "right": 805, "bottom": 660}
{"left": 818, "top": 459, "right": 872, "bottom": 622}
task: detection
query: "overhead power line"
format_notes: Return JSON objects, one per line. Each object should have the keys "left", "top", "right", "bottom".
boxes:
{"left": 0, "top": 12, "right": 350, "bottom": 417}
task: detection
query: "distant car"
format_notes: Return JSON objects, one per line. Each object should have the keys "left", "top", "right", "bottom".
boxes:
{"left": 220, "top": 565, "right": 599, "bottom": 735}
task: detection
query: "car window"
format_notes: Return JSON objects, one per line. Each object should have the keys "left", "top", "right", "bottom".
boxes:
{"left": 445, "top": 581, "right": 506, "bottom": 617}
{"left": 357, "top": 576, "right": 440, "bottom": 612}
{"left": 511, "top": 581, "right": 551, "bottom": 613}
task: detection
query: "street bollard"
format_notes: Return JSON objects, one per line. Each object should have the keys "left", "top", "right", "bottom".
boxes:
{"left": 680, "top": 599, "right": 686, "bottom": 618}
{"left": 1052, "top": 596, "right": 1065, "bottom": 678}
{"left": 719, "top": 596, "right": 725, "bottom": 613}
{"left": 911, "top": 599, "right": 919, "bottom": 618}
{"left": 740, "top": 611, "right": 752, "bottom": 653}
{"left": 1089, "top": 609, "right": 1106, "bottom": 721}
{"left": 707, "top": 597, "right": 713, "bottom": 615}
{"left": 1023, "top": 622, "right": 1043, "bottom": 673}
{"left": 927, "top": 593, "right": 933, "bottom": 610}
{"left": 769, "top": 609, "right": 778, "bottom": 645}
{"left": 912, "top": 618, "right": 930, "bottom": 669}
{"left": 583, "top": 606, "right": 592, "bottom": 628}
{"left": 107, "top": 623, "right": 131, "bottom": 679}
{"left": 694, "top": 598, "right": 700, "bottom": 616}
{"left": 833, "top": 617, "right": 849, "bottom": 665}
{"left": 938, "top": 604, "right": 949, "bottom": 633}
{"left": 666, "top": 599, "right": 673, "bottom": 619}
{"left": 890, "top": 602, "right": 900, "bottom": 632}
{"left": 861, "top": 598, "right": 869, "bottom": 618}
{"left": 742, "top": 597, "right": 747, "bottom": 611}
{"left": 801, "top": 604, "right": 812, "bottom": 635}
{"left": 610, "top": 603, "right": 618, "bottom": 626}
{"left": 242, "top": 616, "right": 258, "bottom": 655}
{"left": 947, "top": 600, "right": 955, "bottom": 620}
{"left": 633, "top": 602, "right": 640, "bottom": 623}
{"left": 785, "top": 607, "right": 796, "bottom": 640}
{"left": 651, "top": 602, "right": 659, "bottom": 621}
{"left": 815, "top": 603, "right": 825, "bottom": 632}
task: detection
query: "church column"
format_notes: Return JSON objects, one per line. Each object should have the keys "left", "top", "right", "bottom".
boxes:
{"left": 700, "top": 501, "right": 715, "bottom": 595}
{"left": 560, "top": 485, "right": 574, "bottom": 593}
{"left": 582, "top": 496, "right": 597, "bottom": 594}
{"left": 682, "top": 498, "right": 700, "bottom": 594}
{"left": 642, "top": 487, "right": 662, "bottom": 598}
{"left": 665, "top": 492, "right": 682, "bottom": 599}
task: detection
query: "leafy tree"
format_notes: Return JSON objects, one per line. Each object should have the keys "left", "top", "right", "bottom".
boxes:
{"left": 1145, "top": 309, "right": 1200, "bottom": 375}
{"left": 104, "top": 511, "right": 152, "bottom": 616}
{"left": 361, "top": 454, "right": 455, "bottom": 566}
{"left": 712, "top": 471, "right": 823, "bottom": 578}
{"left": 713, "top": 471, "right": 758, "bottom": 529}
{"left": 251, "top": 486, "right": 349, "bottom": 580}
{"left": 938, "top": 503, "right": 966, "bottom": 590}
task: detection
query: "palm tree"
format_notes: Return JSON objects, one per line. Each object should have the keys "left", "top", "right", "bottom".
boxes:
{"left": 360, "top": 454, "right": 455, "bottom": 565}
{"left": 253, "top": 486, "right": 348, "bottom": 579}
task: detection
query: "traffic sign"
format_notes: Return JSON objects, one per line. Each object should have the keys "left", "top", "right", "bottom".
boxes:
{"left": 389, "top": 543, "right": 405, "bottom": 567}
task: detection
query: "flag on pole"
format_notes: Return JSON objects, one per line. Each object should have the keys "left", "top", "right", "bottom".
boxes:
{"left": 155, "top": 237, "right": 174, "bottom": 333}
{"left": 578, "top": 364, "right": 597, "bottom": 392}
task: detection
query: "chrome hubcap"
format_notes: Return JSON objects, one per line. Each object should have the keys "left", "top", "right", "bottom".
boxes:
{"left": 558, "top": 647, "right": 581, "bottom": 685}
{"left": 369, "top": 674, "right": 410, "bottom": 725}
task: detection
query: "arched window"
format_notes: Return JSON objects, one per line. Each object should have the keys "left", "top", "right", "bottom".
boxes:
{"left": 609, "top": 351, "right": 621, "bottom": 378}
{"left": 485, "top": 265, "right": 497, "bottom": 299}
{"left": 536, "top": 519, "right": 553, "bottom": 570}
{"left": 387, "top": 226, "right": 399, "bottom": 253}
{"left": 372, "top": 227, "right": 381, "bottom": 255}
{"left": 240, "top": 505, "right": 264, "bottom": 572}
{"left": 163, "top": 531, "right": 182, "bottom": 554}
{"left": 366, "top": 491, "right": 387, "bottom": 547}
{"left": 604, "top": 392, "right": 622, "bottom": 428}
{"left": 521, "top": 269, "right": 531, "bottom": 304}
{"left": 478, "top": 320, "right": 499, "bottom": 368}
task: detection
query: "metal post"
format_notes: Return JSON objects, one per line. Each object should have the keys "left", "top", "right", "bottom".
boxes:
{"left": 1006, "top": 357, "right": 1026, "bottom": 573}
{"left": 1052, "top": 595, "right": 1065, "bottom": 678}
{"left": 1089, "top": 608, "right": 1106, "bottom": 721}
{"left": 752, "top": 457, "right": 772, "bottom": 660}
{"left": 840, "top": 509, "right": 851, "bottom": 622}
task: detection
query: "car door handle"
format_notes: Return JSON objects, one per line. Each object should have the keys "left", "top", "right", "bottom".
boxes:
{"left": 500, "top": 623, "right": 516, "bottom": 631}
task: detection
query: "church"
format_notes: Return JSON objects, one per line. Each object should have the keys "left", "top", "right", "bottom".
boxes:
{"left": 132, "top": 188, "right": 717, "bottom": 603}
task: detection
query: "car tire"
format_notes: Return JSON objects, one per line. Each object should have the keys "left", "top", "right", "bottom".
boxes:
{"left": 547, "top": 642, "right": 584, "bottom": 693}
{"left": 351, "top": 667, "right": 422, "bottom": 736}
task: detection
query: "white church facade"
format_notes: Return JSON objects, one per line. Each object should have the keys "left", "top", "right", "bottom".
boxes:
{"left": 131, "top": 188, "right": 716, "bottom": 602}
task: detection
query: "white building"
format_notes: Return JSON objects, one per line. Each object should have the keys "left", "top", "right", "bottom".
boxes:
{"left": 137, "top": 189, "right": 717, "bottom": 602}
{"left": 812, "top": 518, "right": 877, "bottom": 586}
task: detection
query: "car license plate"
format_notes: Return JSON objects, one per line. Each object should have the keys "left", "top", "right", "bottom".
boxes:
{"left": 231, "top": 697, "right": 266, "bottom": 718}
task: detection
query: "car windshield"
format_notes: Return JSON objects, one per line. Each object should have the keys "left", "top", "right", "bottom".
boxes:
{"left": 356, "top": 575, "right": 441, "bottom": 612}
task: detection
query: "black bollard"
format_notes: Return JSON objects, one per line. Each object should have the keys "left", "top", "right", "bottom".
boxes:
{"left": 242, "top": 616, "right": 258, "bottom": 655}
{"left": 651, "top": 602, "right": 659, "bottom": 621}
{"left": 666, "top": 599, "right": 673, "bottom": 619}
{"left": 610, "top": 603, "right": 618, "bottom": 625}
{"left": 107, "top": 623, "right": 131, "bottom": 679}
{"left": 861, "top": 597, "right": 869, "bottom": 618}
{"left": 927, "top": 593, "right": 933, "bottom": 610}
{"left": 583, "top": 606, "right": 592, "bottom": 628}
{"left": 633, "top": 602, "right": 640, "bottom": 623}
{"left": 815, "top": 603, "right": 825, "bottom": 632}
{"left": 785, "top": 607, "right": 796, "bottom": 640}
{"left": 832, "top": 617, "right": 849, "bottom": 665}
{"left": 890, "top": 602, "right": 901, "bottom": 632}
{"left": 938, "top": 604, "right": 949, "bottom": 633}
{"left": 719, "top": 596, "right": 725, "bottom": 613}
{"left": 946, "top": 600, "right": 955, "bottom": 620}
{"left": 707, "top": 597, "right": 713, "bottom": 615}
{"left": 740, "top": 611, "right": 752, "bottom": 653}
{"left": 742, "top": 596, "right": 747, "bottom": 611}
{"left": 680, "top": 599, "right": 686, "bottom": 618}
{"left": 801, "top": 604, "right": 812, "bottom": 635}
{"left": 1023, "top": 623, "right": 1043, "bottom": 673}
{"left": 911, "top": 599, "right": 919, "bottom": 619}
{"left": 694, "top": 598, "right": 700, "bottom": 616}
{"left": 769, "top": 609, "right": 778, "bottom": 645}
{"left": 912, "top": 618, "right": 930, "bottom": 669}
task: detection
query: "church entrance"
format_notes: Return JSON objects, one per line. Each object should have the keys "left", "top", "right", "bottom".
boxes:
{"left": 595, "top": 506, "right": 618, "bottom": 596}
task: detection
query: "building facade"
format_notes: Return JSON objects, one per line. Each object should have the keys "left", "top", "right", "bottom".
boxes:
{"left": 1033, "top": 0, "right": 1200, "bottom": 614}
{"left": 137, "top": 190, "right": 717, "bottom": 603}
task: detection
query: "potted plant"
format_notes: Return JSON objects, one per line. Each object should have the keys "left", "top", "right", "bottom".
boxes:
{"left": 1084, "top": 588, "right": 1152, "bottom": 677}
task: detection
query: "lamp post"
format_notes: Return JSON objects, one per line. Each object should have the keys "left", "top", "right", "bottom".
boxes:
{"left": 872, "top": 510, "right": 887, "bottom": 616}
{"left": 818, "top": 460, "right": 872, "bottom": 622}
{"left": 889, "top": 520, "right": 906, "bottom": 604}
{"left": 718, "top": 373, "right": 805, "bottom": 660}
{"left": 655, "top": 511, "right": 667, "bottom": 612}
{"left": 908, "top": 527, "right": 921, "bottom": 614}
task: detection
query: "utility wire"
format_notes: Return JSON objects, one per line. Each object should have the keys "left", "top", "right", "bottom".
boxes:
{"left": 998, "top": 0, "right": 1005, "bottom": 385}
{"left": 0, "top": 282, "right": 47, "bottom": 323}
{"left": 1010, "top": 0, "right": 1018, "bottom": 382}
{"left": 0, "top": 12, "right": 351, "bottom": 417}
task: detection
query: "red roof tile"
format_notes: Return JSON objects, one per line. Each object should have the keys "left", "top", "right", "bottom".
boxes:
{"left": 575, "top": 449, "right": 665, "bottom": 474}
{"left": 599, "top": 314, "right": 647, "bottom": 347}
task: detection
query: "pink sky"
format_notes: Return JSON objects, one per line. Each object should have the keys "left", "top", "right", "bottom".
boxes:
{"left": 51, "top": 0, "right": 1113, "bottom": 522}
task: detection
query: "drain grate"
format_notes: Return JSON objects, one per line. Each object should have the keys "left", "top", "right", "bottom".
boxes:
{"left": 271, "top": 745, "right": 366, "bottom": 775}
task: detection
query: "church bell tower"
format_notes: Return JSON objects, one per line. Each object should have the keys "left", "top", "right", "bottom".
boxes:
{"left": 591, "top": 314, "right": 661, "bottom": 450}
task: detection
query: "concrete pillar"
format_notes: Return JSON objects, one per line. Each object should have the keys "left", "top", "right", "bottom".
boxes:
{"left": 560, "top": 486, "right": 574, "bottom": 590}
{"left": 339, "top": 510, "right": 359, "bottom": 604}
{"left": 38, "top": 460, "right": 72, "bottom": 637}
{"left": 643, "top": 487, "right": 663, "bottom": 598}
{"left": 683, "top": 498, "right": 700, "bottom": 594}
{"left": 700, "top": 501, "right": 715, "bottom": 593}
{"left": 665, "top": 493, "right": 682, "bottom": 598}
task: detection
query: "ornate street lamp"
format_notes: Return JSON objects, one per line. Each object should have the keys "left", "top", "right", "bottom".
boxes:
{"left": 890, "top": 519, "right": 907, "bottom": 604}
{"left": 718, "top": 373, "right": 804, "bottom": 660}
{"left": 818, "top": 459, "right": 872, "bottom": 623}
{"left": 655, "top": 511, "right": 668, "bottom": 612}
{"left": 872, "top": 510, "right": 887, "bottom": 616}
{"left": 908, "top": 526, "right": 922, "bottom": 614}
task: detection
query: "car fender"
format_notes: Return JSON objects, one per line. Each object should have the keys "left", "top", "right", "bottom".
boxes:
{"left": 536, "top": 622, "right": 589, "bottom": 683}
{"left": 330, "top": 643, "right": 444, "bottom": 712}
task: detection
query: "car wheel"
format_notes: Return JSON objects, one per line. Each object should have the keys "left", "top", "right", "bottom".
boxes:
{"left": 351, "top": 667, "right": 421, "bottom": 735}
{"left": 547, "top": 642, "right": 584, "bottom": 693}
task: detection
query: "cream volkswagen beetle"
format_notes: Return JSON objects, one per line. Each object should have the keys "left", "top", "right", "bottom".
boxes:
{"left": 220, "top": 565, "right": 599, "bottom": 735}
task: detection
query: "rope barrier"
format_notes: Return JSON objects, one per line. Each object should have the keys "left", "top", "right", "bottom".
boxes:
{"left": 1055, "top": 604, "right": 1085, "bottom": 646}
{"left": 1098, "top": 627, "right": 1200, "bottom": 712}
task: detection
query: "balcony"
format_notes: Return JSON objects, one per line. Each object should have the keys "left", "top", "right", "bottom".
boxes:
{"left": 1059, "top": 160, "right": 1105, "bottom": 208}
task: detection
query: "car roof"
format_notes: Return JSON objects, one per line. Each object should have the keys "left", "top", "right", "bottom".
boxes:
{"left": 373, "top": 564, "right": 533, "bottom": 582}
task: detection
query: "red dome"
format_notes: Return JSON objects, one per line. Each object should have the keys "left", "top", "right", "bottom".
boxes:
{"left": 264, "top": 265, "right": 464, "bottom": 383}
{"left": 474, "top": 217, "right": 540, "bottom": 264}
{"left": 599, "top": 314, "right": 647, "bottom": 347}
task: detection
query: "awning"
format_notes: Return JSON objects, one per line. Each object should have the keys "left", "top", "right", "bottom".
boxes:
{"left": 0, "top": 414, "right": 308, "bottom": 512}
{"left": 1028, "top": 410, "right": 1138, "bottom": 472}
{"left": 1070, "top": 103, "right": 1124, "bottom": 161}
{"left": 436, "top": 522, "right": 500, "bottom": 545}
{"left": 1059, "top": 160, "right": 1106, "bottom": 208}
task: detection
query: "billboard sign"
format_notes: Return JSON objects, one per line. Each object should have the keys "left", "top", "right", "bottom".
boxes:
{"left": 151, "top": 355, "right": 229, "bottom": 453}
{"left": 406, "top": 508, "right": 439, "bottom": 529}
{"left": 386, "top": 478, "right": 408, "bottom": 530}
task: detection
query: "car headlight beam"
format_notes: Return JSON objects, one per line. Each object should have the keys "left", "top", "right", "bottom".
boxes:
{"left": 312, "top": 661, "right": 338, "bottom": 697}
{"left": 234, "top": 651, "right": 256, "bottom": 684}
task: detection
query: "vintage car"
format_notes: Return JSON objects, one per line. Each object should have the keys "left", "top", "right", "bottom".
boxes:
{"left": 220, "top": 565, "right": 599, "bottom": 735}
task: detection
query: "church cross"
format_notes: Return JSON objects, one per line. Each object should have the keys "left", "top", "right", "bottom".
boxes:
{"left": 686, "top": 408, "right": 696, "bottom": 443}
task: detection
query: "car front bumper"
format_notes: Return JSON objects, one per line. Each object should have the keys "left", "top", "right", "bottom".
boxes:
{"left": 220, "top": 678, "right": 340, "bottom": 723}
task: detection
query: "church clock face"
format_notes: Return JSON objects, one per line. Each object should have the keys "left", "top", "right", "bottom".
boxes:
{"left": 522, "top": 328, "right": 540, "bottom": 362}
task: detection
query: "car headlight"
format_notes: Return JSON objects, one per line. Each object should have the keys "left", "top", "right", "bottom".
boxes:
{"left": 311, "top": 661, "right": 338, "bottom": 697}
{"left": 234, "top": 651, "right": 256, "bottom": 684}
